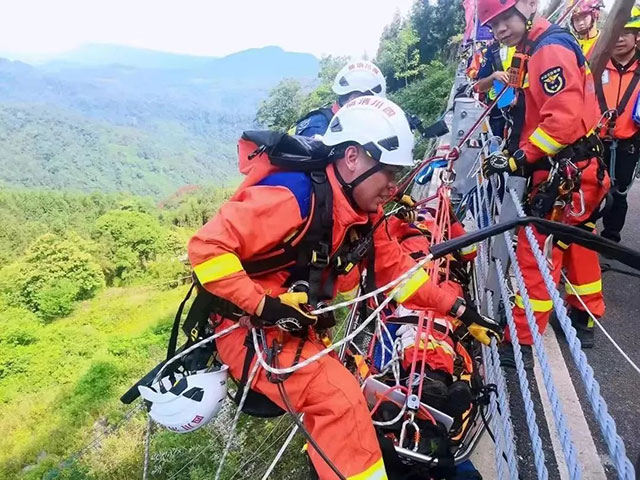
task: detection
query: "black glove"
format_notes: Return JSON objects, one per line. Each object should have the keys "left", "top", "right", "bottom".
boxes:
{"left": 482, "top": 149, "right": 528, "bottom": 178}
{"left": 458, "top": 305, "right": 503, "bottom": 345}
{"left": 254, "top": 292, "right": 317, "bottom": 332}
{"left": 395, "top": 194, "right": 418, "bottom": 223}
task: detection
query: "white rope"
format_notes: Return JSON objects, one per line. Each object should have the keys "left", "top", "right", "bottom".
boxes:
{"left": 214, "top": 358, "right": 262, "bottom": 480}
{"left": 259, "top": 423, "right": 299, "bottom": 480}
{"left": 561, "top": 271, "right": 640, "bottom": 376}
{"left": 142, "top": 417, "right": 153, "bottom": 480}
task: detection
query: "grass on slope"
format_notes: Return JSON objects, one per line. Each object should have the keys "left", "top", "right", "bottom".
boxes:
{"left": 0, "top": 283, "right": 188, "bottom": 479}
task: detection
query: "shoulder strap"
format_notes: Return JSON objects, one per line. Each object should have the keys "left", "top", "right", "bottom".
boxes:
{"left": 241, "top": 170, "right": 334, "bottom": 305}
{"left": 490, "top": 44, "right": 503, "bottom": 71}
{"left": 318, "top": 107, "right": 335, "bottom": 123}
{"left": 595, "top": 74, "right": 609, "bottom": 115}
{"left": 617, "top": 66, "right": 640, "bottom": 116}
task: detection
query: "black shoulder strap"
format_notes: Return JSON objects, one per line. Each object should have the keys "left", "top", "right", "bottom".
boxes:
{"left": 490, "top": 43, "right": 504, "bottom": 71}
{"left": 595, "top": 75, "right": 609, "bottom": 115}
{"left": 166, "top": 282, "right": 196, "bottom": 360}
{"left": 617, "top": 66, "right": 640, "bottom": 116}
{"left": 299, "top": 171, "right": 334, "bottom": 305}
{"left": 241, "top": 170, "right": 334, "bottom": 305}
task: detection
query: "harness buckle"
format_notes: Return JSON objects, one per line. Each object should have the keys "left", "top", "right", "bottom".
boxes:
{"left": 310, "top": 243, "right": 330, "bottom": 268}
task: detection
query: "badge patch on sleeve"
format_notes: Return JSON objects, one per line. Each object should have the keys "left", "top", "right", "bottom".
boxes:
{"left": 540, "top": 66, "right": 565, "bottom": 96}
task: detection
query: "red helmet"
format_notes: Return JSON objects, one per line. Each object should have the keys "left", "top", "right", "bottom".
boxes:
{"left": 478, "top": 0, "right": 517, "bottom": 26}
{"left": 569, "top": 0, "right": 604, "bottom": 19}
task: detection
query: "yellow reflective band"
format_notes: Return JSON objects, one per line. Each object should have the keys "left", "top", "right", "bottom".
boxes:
{"left": 515, "top": 295, "right": 553, "bottom": 312}
{"left": 565, "top": 279, "right": 602, "bottom": 296}
{"left": 348, "top": 458, "right": 387, "bottom": 480}
{"left": 529, "top": 127, "right": 566, "bottom": 155}
{"left": 394, "top": 268, "right": 430, "bottom": 303}
{"left": 584, "top": 222, "right": 596, "bottom": 229}
{"left": 193, "top": 253, "right": 244, "bottom": 284}
{"left": 557, "top": 240, "right": 569, "bottom": 250}
{"left": 460, "top": 244, "right": 478, "bottom": 255}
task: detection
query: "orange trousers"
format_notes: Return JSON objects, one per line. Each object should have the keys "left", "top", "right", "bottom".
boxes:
{"left": 215, "top": 318, "right": 387, "bottom": 480}
{"left": 511, "top": 226, "right": 604, "bottom": 345}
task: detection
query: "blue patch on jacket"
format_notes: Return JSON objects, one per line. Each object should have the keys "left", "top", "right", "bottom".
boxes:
{"left": 257, "top": 171, "right": 312, "bottom": 219}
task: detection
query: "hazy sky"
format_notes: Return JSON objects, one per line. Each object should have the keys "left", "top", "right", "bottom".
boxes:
{"left": 0, "top": 0, "right": 415, "bottom": 59}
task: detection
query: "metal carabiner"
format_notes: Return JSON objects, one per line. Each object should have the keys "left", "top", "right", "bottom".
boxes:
{"left": 399, "top": 413, "right": 421, "bottom": 452}
{"left": 569, "top": 189, "right": 586, "bottom": 217}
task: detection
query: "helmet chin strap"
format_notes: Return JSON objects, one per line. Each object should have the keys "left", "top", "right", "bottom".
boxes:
{"left": 334, "top": 162, "right": 385, "bottom": 205}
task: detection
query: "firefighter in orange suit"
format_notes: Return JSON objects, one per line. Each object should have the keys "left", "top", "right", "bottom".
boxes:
{"left": 478, "top": 0, "right": 610, "bottom": 363}
{"left": 188, "top": 97, "right": 502, "bottom": 479}
{"left": 596, "top": 9, "right": 640, "bottom": 244}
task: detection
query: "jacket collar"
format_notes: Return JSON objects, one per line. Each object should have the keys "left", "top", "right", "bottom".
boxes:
{"left": 609, "top": 50, "right": 640, "bottom": 73}
{"left": 524, "top": 17, "right": 551, "bottom": 45}
{"left": 326, "top": 163, "right": 369, "bottom": 228}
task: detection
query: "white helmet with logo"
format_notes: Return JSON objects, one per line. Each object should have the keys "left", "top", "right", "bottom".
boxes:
{"left": 322, "top": 96, "right": 415, "bottom": 167}
{"left": 332, "top": 61, "right": 387, "bottom": 98}
{"left": 138, "top": 364, "right": 229, "bottom": 433}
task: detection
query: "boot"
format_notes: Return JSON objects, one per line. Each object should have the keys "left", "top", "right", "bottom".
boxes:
{"left": 408, "top": 368, "right": 448, "bottom": 411}
{"left": 444, "top": 381, "right": 473, "bottom": 418}
{"left": 569, "top": 307, "right": 595, "bottom": 349}
{"left": 499, "top": 342, "right": 533, "bottom": 370}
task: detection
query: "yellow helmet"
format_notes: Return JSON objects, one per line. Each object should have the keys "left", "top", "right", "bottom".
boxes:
{"left": 625, "top": 5, "right": 640, "bottom": 29}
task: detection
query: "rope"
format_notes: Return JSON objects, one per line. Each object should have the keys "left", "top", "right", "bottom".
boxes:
{"left": 142, "top": 417, "right": 154, "bottom": 480}
{"left": 561, "top": 272, "right": 640, "bottom": 377}
{"left": 214, "top": 357, "right": 262, "bottom": 480}
{"left": 493, "top": 259, "right": 552, "bottom": 480}
{"left": 489, "top": 180, "right": 583, "bottom": 479}
{"left": 251, "top": 253, "right": 434, "bottom": 376}
{"left": 507, "top": 183, "right": 636, "bottom": 480}
{"left": 259, "top": 424, "right": 299, "bottom": 480}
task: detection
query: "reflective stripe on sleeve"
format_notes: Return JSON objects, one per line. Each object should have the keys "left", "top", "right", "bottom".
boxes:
{"left": 193, "top": 253, "right": 244, "bottom": 284}
{"left": 529, "top": 127, "right": 566, "bottom": 155}
{"left": 393, "top": 268, "right": 430, "bottom": 303}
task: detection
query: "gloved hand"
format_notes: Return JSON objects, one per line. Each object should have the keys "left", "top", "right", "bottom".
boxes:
{"left": 254, "top": 292, "right": 317, "bottom": 332}
{"left": 458, "top": 305, "right": 503, "bottom": 345}
{"left": 395, "top": 194, "right": 418, "bottom": 223}
{"left": 482, "top": 150, "right": 527, "bottom": 178}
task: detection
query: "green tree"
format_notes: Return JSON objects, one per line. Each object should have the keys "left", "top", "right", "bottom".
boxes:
{"left": 93, "top": 209, "right": 178, "bottom": 284}
{"left": 0, "top": 232, "right": 105, "bottom": 319}
{"left": 255, "top": 79, "right": 304, "bottom": 131}
{"left": 390, "top": 60, "right": 455, "bottom": 157}
{"left": 299, "top": 55, "right": 349, "bottom": 114}
{"left": 411, "top": 0, "right": 465, "bottom": 63}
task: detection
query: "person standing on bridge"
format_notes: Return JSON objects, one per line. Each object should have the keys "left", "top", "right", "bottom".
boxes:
{"left": 596, "top": 8, "right": 640, "bottom": 244}
{"left": 567, "top": 0, "right": 604, "bottom": 61}
{"left": 478, "top": 0, "right": 610, "bottom": 362}
{"left": 291, "top": 60, "right": 387, "bottom": 138}
{"left": 474, "top": 41, "right": 516, "bottom": 138}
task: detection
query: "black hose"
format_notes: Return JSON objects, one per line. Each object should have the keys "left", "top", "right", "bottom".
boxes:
{"left": 276, "top": 381, "right": 347, "bottom": 480}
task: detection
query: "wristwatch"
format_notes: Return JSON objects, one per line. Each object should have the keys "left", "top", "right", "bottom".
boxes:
{"left": 449, "top": 297, "right": 467, "bottom": 318}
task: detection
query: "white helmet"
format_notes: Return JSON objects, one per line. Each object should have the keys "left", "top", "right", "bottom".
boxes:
{"left": 332, "top": 61, "right": 387, "bottom": 98}
{"left": 322, "top": 96, "right": 415, "bottom": 167}
{"left": 138, "top": 364, "right": 229, "bottom": 433}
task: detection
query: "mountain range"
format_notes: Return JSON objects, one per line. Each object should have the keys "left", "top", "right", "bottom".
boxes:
{"left": 0, "top": 44, "right": 319, "bottom": 197}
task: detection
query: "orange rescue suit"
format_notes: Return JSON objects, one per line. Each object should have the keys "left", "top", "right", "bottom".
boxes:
{"left": 509, "top": 18, "right": 608, "bottom": 345}
{"left": 188, "top": 155, "right": 462, "bottom": 479}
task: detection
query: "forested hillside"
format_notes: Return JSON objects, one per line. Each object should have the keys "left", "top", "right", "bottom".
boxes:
{"left": 0, "top": 46, "right": 319, "bottom": 196}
